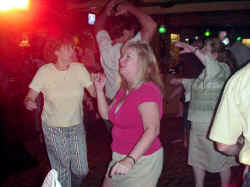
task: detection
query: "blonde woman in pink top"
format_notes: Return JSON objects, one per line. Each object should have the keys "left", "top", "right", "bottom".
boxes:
{"left": 93, "top": 41, "right": 165, "bottom": 187}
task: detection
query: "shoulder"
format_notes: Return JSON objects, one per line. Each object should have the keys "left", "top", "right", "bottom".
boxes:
{"left": 37, "top": 63, "right": 52, "bottom": 73}
{"left": 227, "top": 64, "right": 250, "bottom": 90}
{"left": 71, "top": 63, "right": 89, "bottom": 73}
{"left": 96, "top": 30, "right": 111, "bottom": 42}
{"left": 137, "top": 82, "right": 162, "bottom": 100}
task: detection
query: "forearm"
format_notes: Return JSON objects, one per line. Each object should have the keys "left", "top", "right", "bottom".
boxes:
{"left": 193, "top": 49, "right": 206, "bottom": 65}
{"left": 216, "top": 142, "right": 243, "bottom": 156}
{"left": 129, "top": 127, "right": 159, "bottom": 161}
{"left": 96, "top": 90, "right": 109, "bottom": 120}
{"left": 127, "top": 5, "right": 156, "bottom": 42}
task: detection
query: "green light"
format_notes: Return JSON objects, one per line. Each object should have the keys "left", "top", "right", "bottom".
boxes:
{"left": 204, "top": 31, "right": 210, "bottom": 37}
{"left": 236, "top": 36, "right": 242, "bottom": 41}
{"left": 158, "top": 25, "right": 167, "bottom": 34}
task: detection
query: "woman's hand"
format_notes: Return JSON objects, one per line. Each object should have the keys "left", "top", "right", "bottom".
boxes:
{"left": 174, "top": 41, "right": 195, "bottom": 54}
{"left": 24, "top": 98, "right": 37, "bottom": 111}
{"left": 91, "top": 73, "right": 106, "bottom": 92}
{"left": 109, "top": 157, "right": 134, "bottom": 177}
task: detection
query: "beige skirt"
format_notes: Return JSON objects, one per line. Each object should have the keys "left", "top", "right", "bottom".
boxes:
{"left": 188, "top": 122, "right": 238, "bottom": 172}
{"left": 105, "top": 148, "right": 163, "bottom": 187}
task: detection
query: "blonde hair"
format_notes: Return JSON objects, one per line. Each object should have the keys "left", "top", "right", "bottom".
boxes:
{"left": 120, "top": 41, "right": 165, "bottom": 96}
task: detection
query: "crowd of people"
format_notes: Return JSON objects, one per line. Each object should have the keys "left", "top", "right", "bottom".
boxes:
{"left": 1, "top": 0, "right": 250, "bottom": 187}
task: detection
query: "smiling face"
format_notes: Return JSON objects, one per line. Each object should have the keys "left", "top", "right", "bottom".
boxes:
{"left": 119, "top": 46, "right": 141, "bottom": 84}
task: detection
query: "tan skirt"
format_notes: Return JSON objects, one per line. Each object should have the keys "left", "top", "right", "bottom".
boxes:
{"left": 105, "top": 148, "right": 163, "bottom": 187}
{"left": 188, "top": 122, "right": 238, "bottom": 172}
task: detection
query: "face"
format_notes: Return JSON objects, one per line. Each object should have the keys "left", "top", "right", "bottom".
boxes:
{"left": 218, "top": 31, "right": 227, "bottom": 41}
{"left": 201, "top": 41, "right": 212, "bottom": 55}
{"left": 119, "top": 47, "right": 141, "bottom": 82}
{"left": 55, "top": 44, "right": 77, "bottom": 63}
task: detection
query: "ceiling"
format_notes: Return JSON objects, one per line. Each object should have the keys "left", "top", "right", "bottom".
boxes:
{"left": 66, "top": 0, "right": 250, "bottom": 14}
{"left": 1, "top": 0, "right": 249, "bottom": 35}
{"left": 65, "top": 0, "right": 250, "bottom": 32}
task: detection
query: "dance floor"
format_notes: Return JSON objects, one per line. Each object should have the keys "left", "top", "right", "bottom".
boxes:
{"left": 1, "top": 114, "right": 244, "bottom": 187}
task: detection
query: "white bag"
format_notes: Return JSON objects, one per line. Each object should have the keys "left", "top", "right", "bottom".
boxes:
{"left": 42, "top": 169, "right": 62, "bottom": 187}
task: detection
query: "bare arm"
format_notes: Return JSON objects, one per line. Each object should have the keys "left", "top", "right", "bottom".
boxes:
{"left": 116, "top": 2, "right": 157, "bottom": 42}
{"left": 24, "top": 88, "right": 40, "bottom": 111}
{"left": 92, "top": 73, "right": 109, "bottom": 120}
{"left": 216, "top": 142, "right": 243, "bottom": 156}
{"left": 94, "top": 0, "right": 118, "bottom": 33}
{"left": 174, "top": 42, "right": 206, "bottom": 65}
{"left": 86, "top": 84, "right": 96, "bottom": 98}
{"left": 129, "top": 102, "right": 160, "bottom": 159}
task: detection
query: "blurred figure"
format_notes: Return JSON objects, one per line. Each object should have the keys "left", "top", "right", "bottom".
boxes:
{"left": 24, "top": 34, "right": 95, "bottom": 187}
{"left": 218, "top": 26, "right": 250, "bottom": 70}
{"left": 93, "top": 41, "right": 164, "bottom": 187}
{"left": 209, "top": 61, "right": 250, "bottom": 187}
{"left": 170, "top": 38, "right": 204, "bottom": 148}
{"left": 94, "top": 0, "right": 157, "bottom": 133}
{"left": 172, "top": 38, "right": 238, "bottom": 187}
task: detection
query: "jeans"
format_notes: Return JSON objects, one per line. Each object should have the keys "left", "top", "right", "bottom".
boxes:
{"left": 42, "top": 122, "right": 88, "bottom": 187}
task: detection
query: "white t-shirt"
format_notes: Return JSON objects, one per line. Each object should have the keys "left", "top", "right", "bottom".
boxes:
{"left": 96, "top": 30, "right": 141, "bottom": 99}
{"left": 29, "top": 63, "right": 92, "bottom": 127}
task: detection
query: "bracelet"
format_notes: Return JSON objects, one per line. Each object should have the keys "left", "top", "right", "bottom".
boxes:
{"left": 126, "top": 155, "right": 136, "bottom": 165}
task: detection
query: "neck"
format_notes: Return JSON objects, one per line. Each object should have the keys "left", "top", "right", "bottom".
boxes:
{"left": 55, "top": 60, "right": 70, "bottom": 71}
{"left": 128, "top": 80, "right": 144, "bottom": 91}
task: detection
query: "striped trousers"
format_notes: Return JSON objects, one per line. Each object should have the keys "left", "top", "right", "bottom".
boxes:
{"left": 42, "top": 122, "right": 88, "bottom": 187}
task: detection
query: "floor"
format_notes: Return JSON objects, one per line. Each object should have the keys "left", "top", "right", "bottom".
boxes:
{"left": 1, "top": 107, "right": 244, "bottom": 187}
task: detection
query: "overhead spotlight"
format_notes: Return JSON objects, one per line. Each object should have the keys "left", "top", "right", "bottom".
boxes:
{"left": 204, "top": 29, "right": 211, "bottom": 37}
{"left": 236, "top": 36, "right": 242, "bottom": 41}
{"left": 0, "top": 0, "right": 29, "bottom": 11}
{"left": 158, "top": 25, "right": 167, "bottom": 34}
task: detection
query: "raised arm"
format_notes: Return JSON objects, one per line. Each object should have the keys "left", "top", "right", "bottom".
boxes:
{"left": 86, "top": 84, "right": 96, "bottom": 98}
{"left": 92, "top": 73, "right": 109, "bottom": 120}
{"left": 94, "top": 0, "right": 119, "bottom": 33}
{"left": 116, "top": 2, "right": 157, "bottom": 42}
{"left": 174, "top": 42, "right": 206, "bottom": 65}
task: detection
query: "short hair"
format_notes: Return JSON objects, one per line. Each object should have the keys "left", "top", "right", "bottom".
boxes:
{"left": 43, "top": 34, "right": 74, "bottom": 63}
{"left": 105, "top": 14, "right": 140, "bottom": 40}
{"left": 120, "top": 41, "right": 165, "bottom": 96}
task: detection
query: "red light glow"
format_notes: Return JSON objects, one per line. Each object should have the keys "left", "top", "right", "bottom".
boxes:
{"left": 0, "top": 0, "right": 29, "bottom": 11}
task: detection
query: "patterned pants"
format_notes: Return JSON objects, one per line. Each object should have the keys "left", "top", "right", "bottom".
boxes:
{"left": 42, "top": 122, "right": 88, "bottom": 187}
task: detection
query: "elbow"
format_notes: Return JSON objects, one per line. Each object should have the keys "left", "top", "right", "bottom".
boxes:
{"left": 155, "top": 127, "right": 160, "bottom": 137}
{"left": 216, "top": 143, "right": 230, "bottom": 154}
{"left": 147, "top": 127, "right": 160, "bottom": 137}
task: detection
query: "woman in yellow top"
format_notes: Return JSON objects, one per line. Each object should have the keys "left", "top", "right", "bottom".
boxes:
{"left": 24, "top": 34, "right": 95, "bottom": 187}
